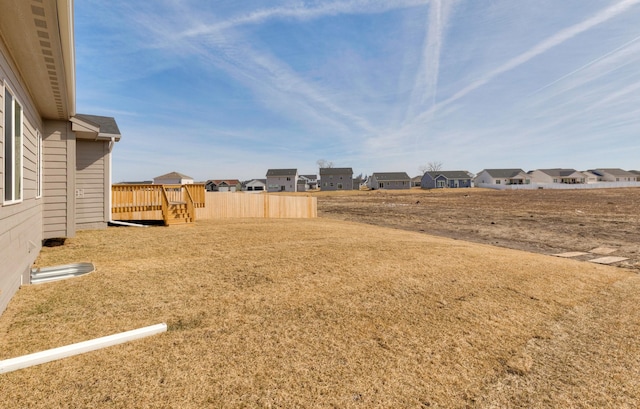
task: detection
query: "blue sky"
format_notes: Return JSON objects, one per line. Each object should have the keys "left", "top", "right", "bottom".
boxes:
{"left": 74, "top": 0, "right": 640, "bottom": 182}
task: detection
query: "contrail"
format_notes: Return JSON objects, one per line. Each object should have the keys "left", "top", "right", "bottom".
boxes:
{"left": 529, "top": 33, "right": 640, "bottom": 96}
{"left": 413, "top": 0, "right": 640, "bottom": 124}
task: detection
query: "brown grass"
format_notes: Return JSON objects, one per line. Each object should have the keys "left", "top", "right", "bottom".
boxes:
{"left": 1, "top": 218, "right": 639, "bottom": 408}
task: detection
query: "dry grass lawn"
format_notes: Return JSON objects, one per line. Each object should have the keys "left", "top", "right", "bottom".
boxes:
{"left": 1, "top": 218, "right": 639, "bottom": 408}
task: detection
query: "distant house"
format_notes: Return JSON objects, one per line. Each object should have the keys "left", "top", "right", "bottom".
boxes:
{"left": 411, "top": 175, "right": 422, "bottom": 187}
{"left": 1, "top": 0, "right": 122, "bottom": 314}
{"left": 320, "top": 168, "right": 353, "bottom": 191}
{"left": 590, "top": 168, "right": 638, "bottom": 182}
{"left": 631, "top": 170, "right": 640, "bottom": 181}
{"left": 154, "top": 172, "right": 194, "bottom": 185}
{"left": 298, "top": 174, "right": 318, "bottom": 191}
{"left": 243, "top": 179, "right": 267, "bottom": 192}
{"left": 528, "top": 169, "right": 586, "bottom": 185}
{"left": 581, "top": 171, "right": 600, "bottom": 183}
{"left": 367, "top": 172, "right": 411, "bottom": 190}
{"left": 206, "top": 179, "right": 241, "bottom": 192}
{"left": 474, "top": 169, "right": 532, "bottom": 186}
{"left": 421, "top": 171, "right": 473, "bottom": 189}
{"left": 353, "top": 175, "right": 364, "bottom": 190}
{"left": 266, "top": 169, "right": 298, "bottom": 192}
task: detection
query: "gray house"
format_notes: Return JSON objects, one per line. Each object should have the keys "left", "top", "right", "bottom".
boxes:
{"left": 319, "top": 167, "right": 353, "bottom": 191}
{"left": 421, "top": 171, "right": 472, "bottom": 189}
{"left": 266, "top": 169, "right": 298, "bottom": 192}
{"left": 367, "top": 172, "right": 411, "bottom": 190}
{"left": 1, "top": 0, "right": 121, "bottom": 314}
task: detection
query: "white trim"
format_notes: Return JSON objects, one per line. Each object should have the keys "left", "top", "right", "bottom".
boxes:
{"left": 0, "top": 323, "right": 167, "bottom": 374}
{"left": 2, "top": 82, "right": 24, "bottom": 205}
{"left": 36, "top": 129, "right": 43, "bottom": 198}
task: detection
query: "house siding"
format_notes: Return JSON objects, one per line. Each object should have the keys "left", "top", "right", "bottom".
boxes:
{"left": 43, "top": 120, "right": 75, "bottom": 239}
{"left": 320, "top": 173, "right": 353, "bottom": 191}
{"left": 0, "top": 45, "right": 43, "bottom": 314}
{"left": 267, "top": 176, "right": 297, "bottom": 192}
{"left": 76, "top": 139, "right": 109, "bottom": 230}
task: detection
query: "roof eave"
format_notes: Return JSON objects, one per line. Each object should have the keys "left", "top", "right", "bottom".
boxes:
{"left": 58, "top": 0, "right": 76, "bottom": 116}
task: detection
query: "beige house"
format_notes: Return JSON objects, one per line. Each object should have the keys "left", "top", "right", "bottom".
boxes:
{"left": 474, "top": 169, "right": 532, "bottom": 186}
{"left": 0, "top": 0, "right": 121, "bottom": 314}
{"left": 153, "top": 171, "right": 194, "bottom": 185}
{"left": 528, "top": 169, "right": 585, "bottom": 185}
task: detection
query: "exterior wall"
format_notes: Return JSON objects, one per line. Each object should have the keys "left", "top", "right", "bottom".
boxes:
{"left": 320, "top": 173, "right": 353, "bottom": 191}
{"left": 43, "top": 120, "right": 75, "bottom": 239}
{"left": 0, "top": 45, "right": 44, "bottom": 314}
{"left": 369, "top": 176, "right": 410, "bottom": 189}
{"left": 599, "top": 172, "right": 636, "bottom": 182}
{"left": 267, "top": 175, "right": 297, "bottom": 192}
{"left": 76, "top": 139, "right": 109, "bottom": 230}
{"left": 421, "top": 173, "right": 436, "bottom": 189}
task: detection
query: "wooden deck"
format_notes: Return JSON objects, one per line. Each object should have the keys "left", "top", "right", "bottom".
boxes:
{"left": 111, "top": 184, "right": 205, "bottom": 225}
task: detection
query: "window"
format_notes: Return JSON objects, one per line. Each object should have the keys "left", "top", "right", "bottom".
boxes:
{"left": 4, "top": 85, "right": 23, "bottom": 203}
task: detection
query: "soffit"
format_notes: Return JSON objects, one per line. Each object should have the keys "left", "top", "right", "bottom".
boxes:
{"left": 0, "top": 0, "right": 74, "bottom": 120}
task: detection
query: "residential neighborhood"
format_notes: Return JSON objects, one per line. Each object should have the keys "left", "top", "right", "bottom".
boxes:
{"left": 113, "top": 165, "right": 640, "bottom": 195}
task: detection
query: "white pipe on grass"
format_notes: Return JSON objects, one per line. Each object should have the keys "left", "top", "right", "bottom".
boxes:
{"left": 0, "top": 323, "right": 167, "bottom": 374}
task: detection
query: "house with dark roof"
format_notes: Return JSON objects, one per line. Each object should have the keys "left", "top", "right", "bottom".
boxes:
{"left": 319, "top": 168, "right": 353, "bottom": 191}
{"left": 630, "top": 170, "right": 640, "bottom": 181}
{"left": 206, "top": 179, "right": 241, "bottom": 192}
{"left": 153, "top": 172, "right": 194, "bottom": 185}
{"left": 297, "top": 174, "right": 318, "bottom": 191}
{"left": 1, "top": 0, "right": 121, "bottom": 314}
{"left": 421, "top": 171, "right": 473, "bottom": 189}
{"left": 243, "top": 179, "right": 267, "bottom": 192}
{"left": 473, "top": 169, "right": 532, "bottom": 186}
{"left": 366, "top": 172, "right": 411, "bottom": 190}
{"left": 266, "top": 169, "right": 298, "bottom": 192}
{"left": 528, "top": 169, "right": 586, "bottom": 185}
{"left": 590, "top": 168, "right": 638, "bottom": 182}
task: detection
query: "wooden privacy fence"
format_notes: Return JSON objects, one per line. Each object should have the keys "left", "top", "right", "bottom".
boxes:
{"left": 112, "top": 185, "right": 316, "bottom": 223}
{"left": 196, "top": 192, "right": 317, "bottom": 219}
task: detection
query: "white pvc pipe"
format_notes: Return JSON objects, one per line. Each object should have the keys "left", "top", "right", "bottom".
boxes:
{"left": 0, "top": 323, "right": 167, "bottom": 374}
{"left": 108, "top": 220, "right": 148, "bottom": 228}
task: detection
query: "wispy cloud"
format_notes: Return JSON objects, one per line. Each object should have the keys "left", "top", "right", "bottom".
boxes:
{"left": 530, "top": 32, "right": 640, "bottom": 96}
{"left": 435, "top": 0, "right": 640, "bottom": 110}
{"left": 385, "top": 0, "right": 640, "bottom": 147}
{"left": 181, "top": 0, "right": 430, "bottom": 38}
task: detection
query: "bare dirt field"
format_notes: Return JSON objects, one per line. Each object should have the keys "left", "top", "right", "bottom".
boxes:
{"left": 314, "top": 187, "right": 640, "bottom": 271}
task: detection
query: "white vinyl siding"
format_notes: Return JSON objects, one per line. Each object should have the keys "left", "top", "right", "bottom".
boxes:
{"left": 3, "top": 84, "right": 23, "bottom": 203}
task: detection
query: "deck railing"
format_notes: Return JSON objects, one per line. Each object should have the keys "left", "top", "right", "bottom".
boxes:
{"left": 112, "top": 184, "right": 205, "bottom": 221}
